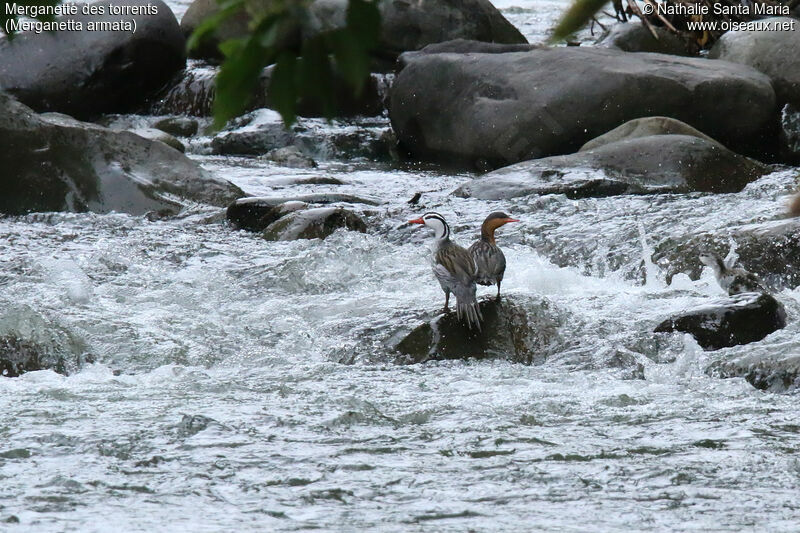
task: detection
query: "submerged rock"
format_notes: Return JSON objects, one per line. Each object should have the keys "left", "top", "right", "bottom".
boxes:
{"left": 264, "top": 146, "right": 317, "bottom": 168}
{"left": 598, "top": 23, "right": 694, "bottom": 56}
{"left": 0, "top": 336, "right": 57, "bottom": 377}
{"left": 710, "top": 353, "right": 800, "bottom": 392}
{"left": 652, "top": 218, "right": 800, "bottom": 290}
{"left": 780, "top": 103, "right": 800, "bottom": 163}
{"left": 211, "top": 110, "right": 295, "bottom": 156}
{"left": 579, "top": 117, "right": 722, "bottom": 152}
{"left": 390, "top": 297, "right": 560, "bottom": 364}
{"left": 227, "top": 198, "right": 308, "bottom": 232}
{"left": 154, "top": 116, "right": 200, "bottom": 138}
{"left": 390, "top": 44, "right": 774, "bottom": 165}
{"left": 654, "top": 293, "right": 786, "bottom": 351}
{"left": 262, "top": 207, "right": 367, "bottom": 241}
{"left": 0, "top": 0, "right": 185, "bottom": 119}
{"left": 0, "top": 306, "right": 90, "bottom": 377}
{"left": 130, "top": 128, "right": 185, "bottom": 153}
{"left": 455, "top": 135, "right": 769, "bottom": 200}
{"left": 709, "top": 17, "right": 800, "bottom": 107}
{"left": 0, "top": 92, "right": 244, "bottom": 215}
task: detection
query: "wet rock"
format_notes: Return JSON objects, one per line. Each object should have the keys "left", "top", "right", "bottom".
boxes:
{"left": 598, "top": 23, "right": 695, "bottom": 56}
{"left": 264, "top": 146, "right": 317, "bottom": 168}
{"left": 780, "top": 103, "right": 800, "bottom": 163}
{"left": 654, "top": 292, "right": 787, "bottom": 351}
{"left": 262, "top": 207, "right": 367, "bottom": 241}
{"left": 227, "top": 198, "right": 308, "bottom": 232}
{"left": 390, "top": 45, "right": 774, "bottom": 165}
{"left": 0, "top": 92, "right": 244, "bottom": 215}
{"left": 390, "top": 297, "right": 560, "bottom": 364}
{"left": 0, "top": 0, "right": 185, "bottom": 119}
{"left": 709, "top": 17, "right": 800, "bottom": 106}
{"left": 652, "top": 218, "right": 800, "bottom": 290}
{"left": 151, "top": 63, "right": 385, "bottom": 118}
{"left": 710, "top": 353, "right": 800, "bottom": 391}
{"left": 185, "top": 0, "right": 526, "bottom": 62}
{"left": 0, "top": 306, "right": 90, "bottom": 377}
{"left": 0, "top": 336, "right": 57, "bottom": 377}
{"left": 130, "top": 128, "right": 185, "bottom": 153}
{"left": 579, "top": 117, "right": 722, "bottom": 152}
{"left": 455, "top": 135, "right": 769, "bottom": 200}
{"left": 210, "top": 110, "right": 295, "bottom": 156}
{"left": 154, "top": 116, "right": 199, "bottom": 137}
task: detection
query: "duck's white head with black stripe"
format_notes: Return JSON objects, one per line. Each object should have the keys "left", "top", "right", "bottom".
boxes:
{"left": 409, "top": 212, "right": 450, "bottom": 241}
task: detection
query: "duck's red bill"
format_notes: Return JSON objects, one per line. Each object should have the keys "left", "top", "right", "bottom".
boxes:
{"left": 408, "top": 218, "right": 424, "bottom": 224}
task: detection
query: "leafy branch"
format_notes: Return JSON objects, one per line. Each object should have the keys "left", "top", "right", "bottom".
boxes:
{"left": 188, "top": 0, "right": 381, "bottom": 129}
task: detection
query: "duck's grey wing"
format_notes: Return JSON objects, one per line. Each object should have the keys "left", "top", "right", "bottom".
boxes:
{"left": 435, "top": 243, "right": 482, "bottom": 329}
{"left": 469, "top": 240, "right": 505, "bottom": 286}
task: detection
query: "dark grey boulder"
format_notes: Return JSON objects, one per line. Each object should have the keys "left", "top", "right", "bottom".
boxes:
{"left": 654, "top": 292, "right": 787, "bottom": 351}
{"left": 652, "top": 218, "right": 800, "bottom": 290}
{"left": 0, "top": 0, "right": 185, "bottom": 119}
{"left": 709, "top": 17, "right": 800, "bottom": 106}
{"left": 390, "top": 45, "right": 775, "bottom": 165}
{"left": 262, "top": 207, "right": 367, "bottom": 240}
{"left": 390, "top": 296, "right": 560, "bottom": 364}
{"left": 709, "top": 353, "right": 800, "bottom": 391}
{"left": 154, "top": 116, "right": 200, "bottom": 137}
{"left": 579, "top": 116, "right": 722, "bottom": 152}
{"left": 598, "top": 23, "right": 694, "bottom": 56}
{"left": 455, "top": 135, "right": 769, "bottom": 200}
{"left": 0, "top": 92, "right": 244, "bottom": 215}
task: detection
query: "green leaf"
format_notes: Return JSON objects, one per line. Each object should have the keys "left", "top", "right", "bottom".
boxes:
{"left": 186, "top": 0, "right": 246, "bottom": 53}
{"left": 549, "top": 0, "right": 608, "bottom": 43}
{"left": 345, "top": 0, "right": 381, "bottom": 50}
{"left": 267, "top": 52, "right": 298, "bottom": 125}
{"left": 212, "top": 35, "right": 274, "bottom": 129}
{"left": 298, "top": 36, "right": 336, "bottom": 119}
{"left": 328, "top": 30, "right": 369, "bottom": 94}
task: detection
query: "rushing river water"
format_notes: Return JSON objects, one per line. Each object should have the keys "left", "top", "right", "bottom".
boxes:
{"left": 2, "top": 1, "right": 800, "bottom": 531}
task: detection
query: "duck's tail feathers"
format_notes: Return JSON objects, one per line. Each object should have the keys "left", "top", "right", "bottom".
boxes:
{"left": 454, "top": 286, "right": 483, "bottom": 331}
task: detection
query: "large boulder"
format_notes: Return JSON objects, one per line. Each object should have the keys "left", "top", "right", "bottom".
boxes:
{"left": 654, "top": 292, "right": 787, "bottom": 351}
{"left": 652, "top": 218, "right": 800, "bottom": 290}
{"left": 598, "top": 23, "right": 695, "bottom": 56}
{"left": 0, "top": 0, "right": 185, "bottom": 119}
{"left": 390, "top": 297, "right": 560, "bottom": 364}
{"left": 455, "top": 134, "right": 769, "bottom": 200}
{"left": 181, "top": 0, "right": 526, "bottom": 62}
{"left": 709, "top": 352, "right": 800, "bottom": 392}
{"left": 709, "top": 17, "right": 800, "bottom": 106}
{"left": 390, "top": 44, "right": 775, "bottom": 166}
{"left": 0, "top": 92, "right": 244, "bottom": 215}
